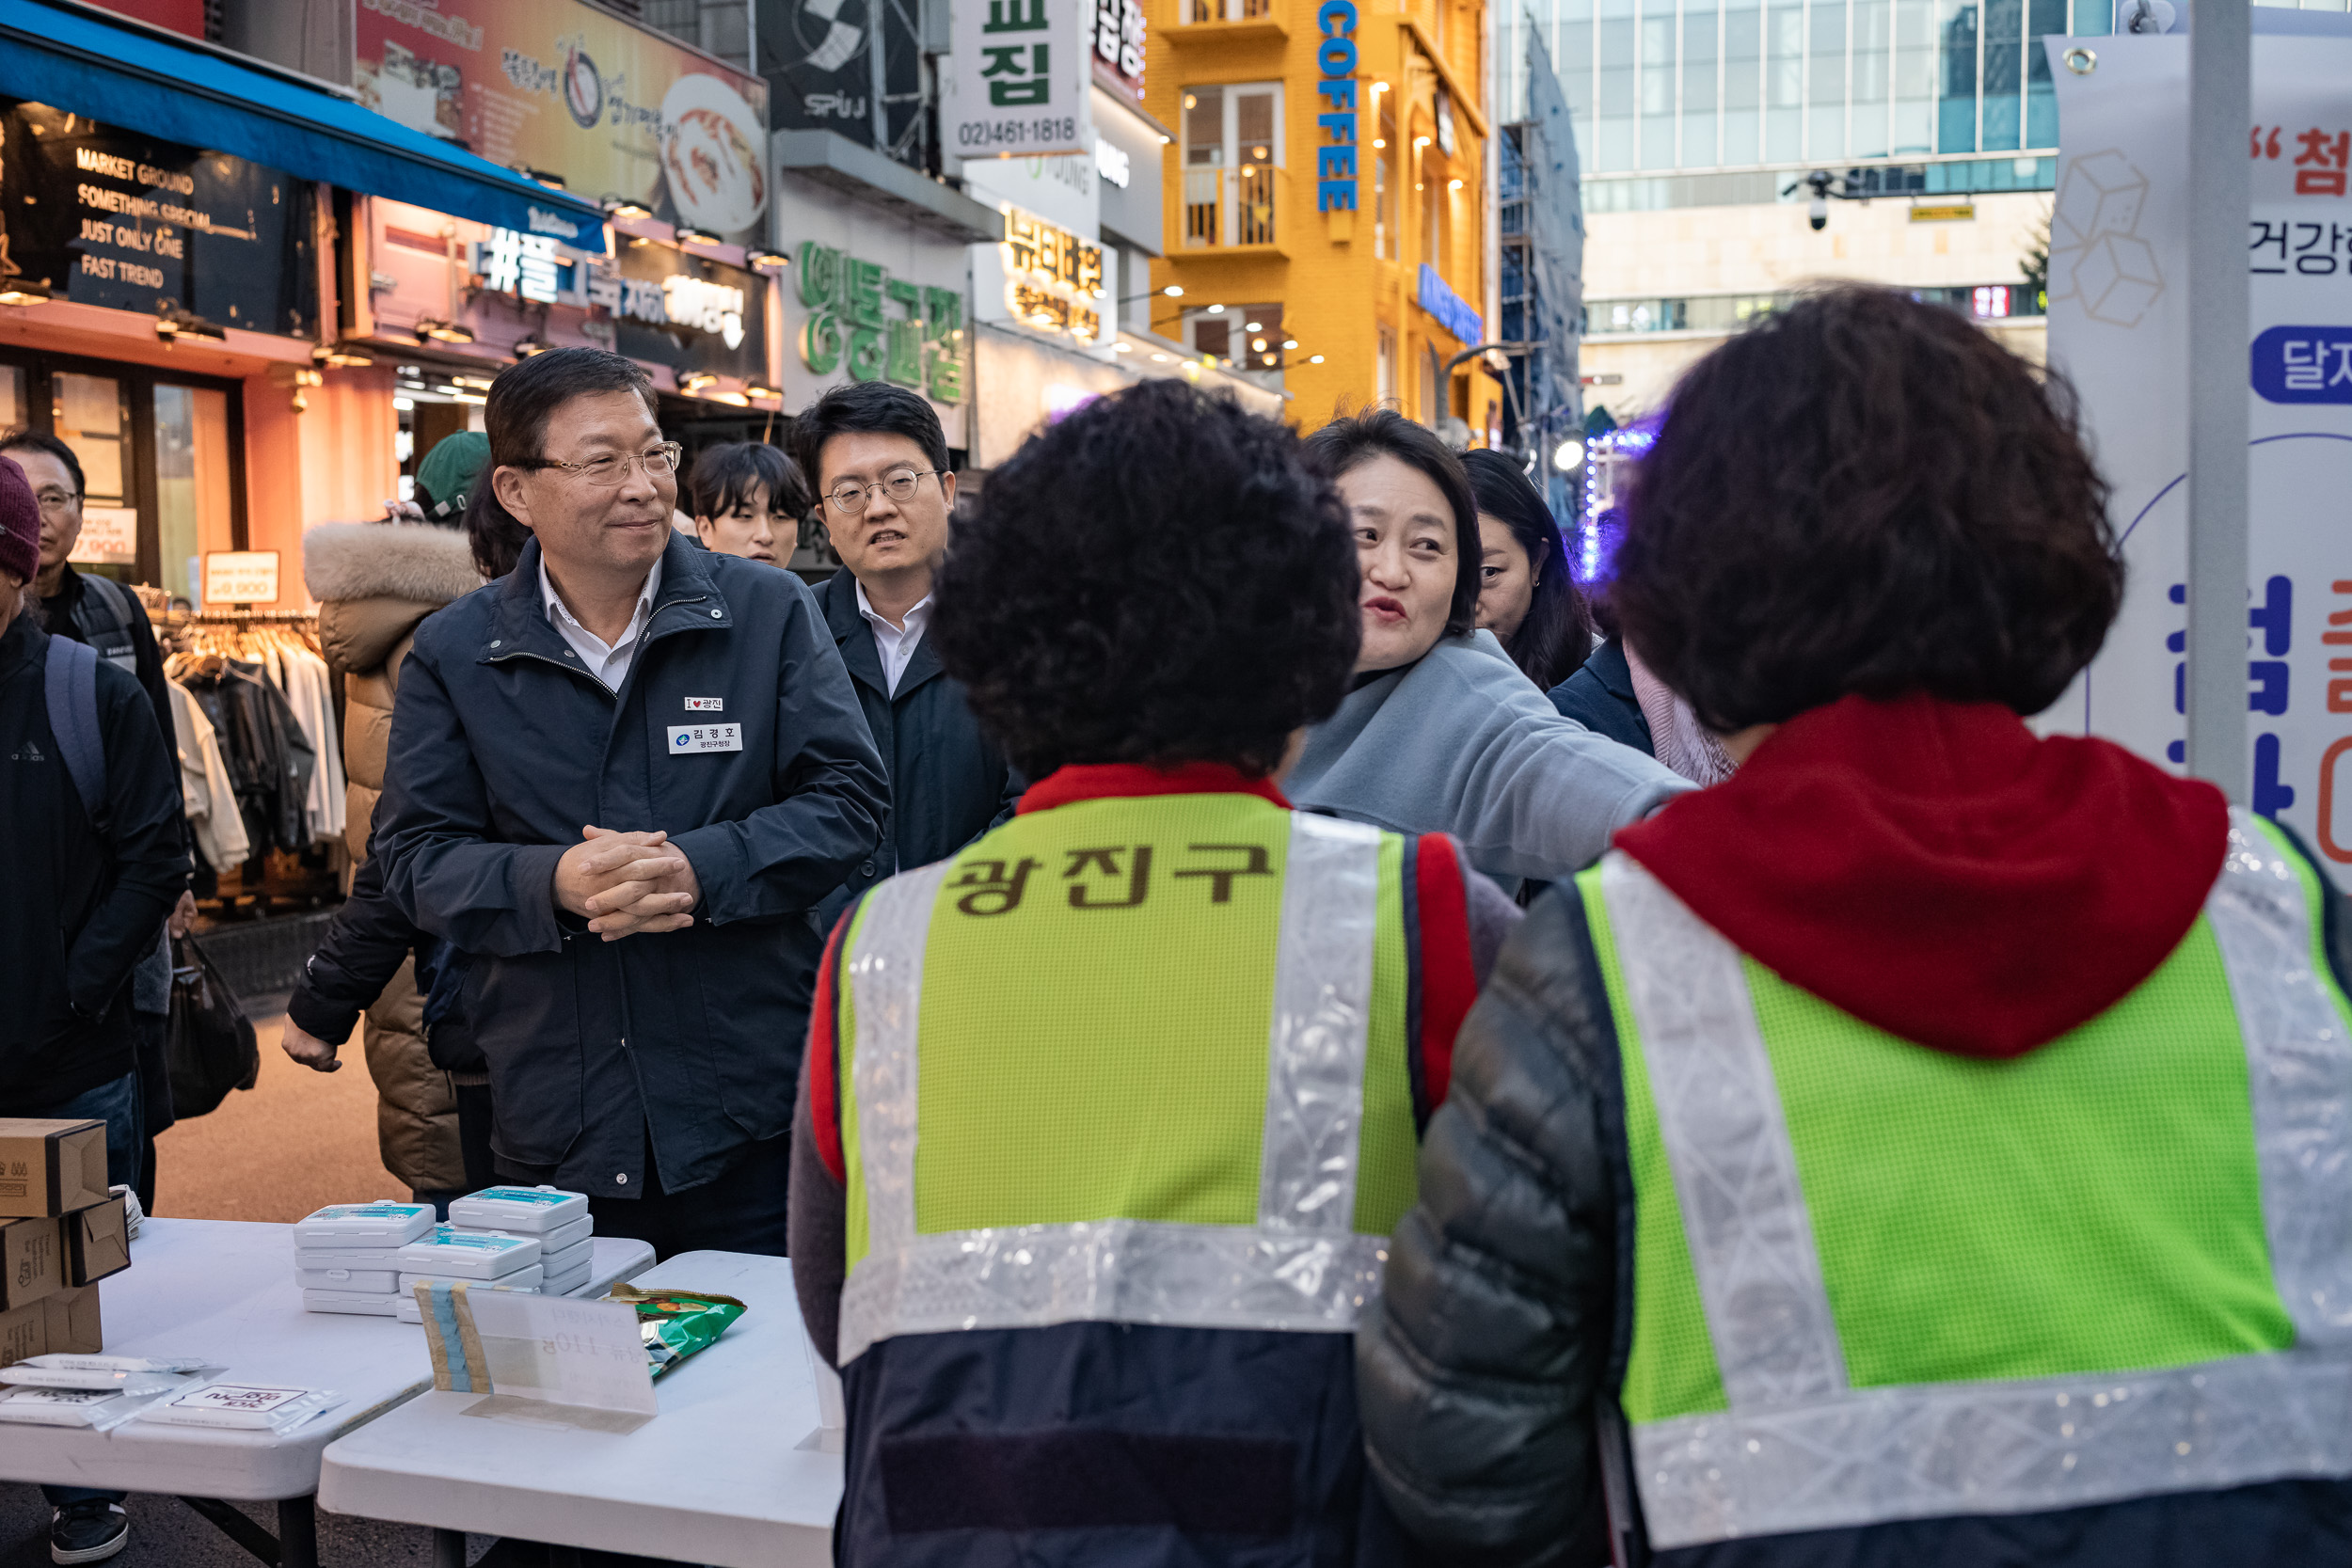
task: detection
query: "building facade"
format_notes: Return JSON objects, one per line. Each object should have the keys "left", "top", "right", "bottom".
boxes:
{"left": 1146, "top": 0, "right": 1502, "bottom": 437}
{"left": 1503, "top": 0, "right": 2109, "bottom": 420}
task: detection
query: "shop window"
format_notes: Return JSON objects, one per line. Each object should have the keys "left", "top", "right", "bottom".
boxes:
{"left": 1377, "top": 326, "right": 1397, "bottom": 407}
{"left": 1182, "top": 83, "right": 1283, "bottom": 247}
{"left": 154, "top": 386, "right": 235, "bottom": 610}
{"left": 2, "top": 348, "right": 246, "bottom": 593}
{"left": 1184, "top": 304, "right": 1289, "bottom": 388}
{"left": 54, "top": 373, "right": 135, "bottom": 583}
{"left": 1375, "top": 96, "right": 1398, "bottom": 260}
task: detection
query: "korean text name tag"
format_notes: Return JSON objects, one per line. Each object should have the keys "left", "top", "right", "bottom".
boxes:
{"left": 668, "top": 724, "right": 742, "bottom": 754}
{"left": 683, "top": 697, "right": 724, "bottom": 712}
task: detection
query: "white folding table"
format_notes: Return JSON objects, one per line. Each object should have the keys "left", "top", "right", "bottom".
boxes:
{"left": 318, "top": 1250, "right": 841, "bottom": 1568}
{"left": 0, "top": 1217, "right": 654, "bottom": 1567}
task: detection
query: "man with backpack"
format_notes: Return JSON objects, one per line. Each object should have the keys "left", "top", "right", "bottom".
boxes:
{"left": 5, "top": 429, "right": 196, "bottom": 1212}
{"left": 0, "top": 452, "right": 188, "bottom": 1563}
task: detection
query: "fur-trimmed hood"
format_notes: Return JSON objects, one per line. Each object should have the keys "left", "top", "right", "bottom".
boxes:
{"left": 305, "top": 522, "right": 483, "bottom": 673}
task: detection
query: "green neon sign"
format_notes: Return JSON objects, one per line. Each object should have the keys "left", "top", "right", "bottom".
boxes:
{"left": 795, "top": 241, "right": 965, "bottom": 404}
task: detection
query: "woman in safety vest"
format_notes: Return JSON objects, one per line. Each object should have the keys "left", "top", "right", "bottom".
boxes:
{"left": 788, "top": 378, "right": 1520, "bottom": 1565}
{"left": 1359, "top": 284, "right": 2352, "bottom": 1564}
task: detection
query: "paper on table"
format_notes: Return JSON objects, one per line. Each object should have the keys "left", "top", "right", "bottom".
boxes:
{"left": 419, "top": 1283, "right": 657, "bottom": 1426}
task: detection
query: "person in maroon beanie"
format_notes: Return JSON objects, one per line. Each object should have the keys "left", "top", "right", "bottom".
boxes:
{"left": 1360, "top": 286, "right": 2352, "bottom": 1568}
{"left": 0, "top": 451, "right": 188, "bottom": 1564}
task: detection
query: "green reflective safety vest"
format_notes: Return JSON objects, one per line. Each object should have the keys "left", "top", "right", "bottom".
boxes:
{"left": 834, "top": 791, "right": 1423, "bottom": 1365}
{"left": 1576, "top": 808, "right": 2352, "bottom": 1550}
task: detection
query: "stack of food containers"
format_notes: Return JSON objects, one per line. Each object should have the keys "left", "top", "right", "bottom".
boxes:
{"left": 293, "top": 1202, "right": 437, "bottom": 1315}
{"left": 393, "top": 1226, "right": 545, "bottom": 1307}
{"left": 448, "top": 1186, "right": 593, "bottom": 1295}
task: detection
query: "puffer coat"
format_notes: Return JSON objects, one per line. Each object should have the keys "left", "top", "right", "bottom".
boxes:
{"left": 305, "top": 522, "right": 482, "bottom": 1194}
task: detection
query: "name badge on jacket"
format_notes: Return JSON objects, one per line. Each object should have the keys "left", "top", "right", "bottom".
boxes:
{"left": 669, "top": 724, "right": 743, "bottom": 754}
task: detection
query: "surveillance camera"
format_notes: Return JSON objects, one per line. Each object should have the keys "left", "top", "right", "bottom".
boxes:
{"left": 1809, "top": 196, "right": 1829, "bottom": 231}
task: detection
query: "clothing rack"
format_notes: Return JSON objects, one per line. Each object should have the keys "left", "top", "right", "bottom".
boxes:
{"left": 160, "top": 610, "right": 318, "bottom": 626}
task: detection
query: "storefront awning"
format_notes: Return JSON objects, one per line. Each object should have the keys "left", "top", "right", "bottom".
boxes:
{"left": 0, "top": 0, "right": 610, "bottom": 254}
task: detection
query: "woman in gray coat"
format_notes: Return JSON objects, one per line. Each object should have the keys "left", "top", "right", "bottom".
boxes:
{"left": 1285, "top": 411, "right": 1688, "bottom": 889}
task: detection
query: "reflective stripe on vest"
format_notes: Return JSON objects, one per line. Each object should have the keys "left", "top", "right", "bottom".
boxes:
{"left": 836, "top": 810, "right": 1391, "bottom": 1366}
{"left": 1600, "top": 807, "right": 2352, "bottom": 1548}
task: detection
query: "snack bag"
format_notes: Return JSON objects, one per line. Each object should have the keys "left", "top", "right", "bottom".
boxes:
{"left": 604, "top": 1285, "right": 746, "bottom": 1381}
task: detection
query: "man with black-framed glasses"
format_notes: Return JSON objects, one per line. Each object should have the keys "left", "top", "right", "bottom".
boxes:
{"left": 790, "top": 383, "right": 1021, "bottom": 977}
{"left": 373, "top": 349, "right": 886, "bottom": 1259}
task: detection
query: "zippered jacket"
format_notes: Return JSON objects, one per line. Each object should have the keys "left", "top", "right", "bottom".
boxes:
{"left": 375, "top": 532, "right": 887, "bottom": 1196}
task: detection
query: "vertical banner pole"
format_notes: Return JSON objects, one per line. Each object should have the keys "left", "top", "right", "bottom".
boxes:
{"left": 2184, "top": 1, "right": 2250, "bottom": 801}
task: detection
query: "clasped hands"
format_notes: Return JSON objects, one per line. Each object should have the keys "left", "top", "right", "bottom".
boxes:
{"left": 554, "top": 825, "right": 703, "bottom": 942}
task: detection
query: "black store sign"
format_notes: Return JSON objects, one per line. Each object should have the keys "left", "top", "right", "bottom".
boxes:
{"left": 611, "top": 242, "right": 768, "bottom": 382}
{"left": 0, "top": 99, "right": 318, "bottom": 338}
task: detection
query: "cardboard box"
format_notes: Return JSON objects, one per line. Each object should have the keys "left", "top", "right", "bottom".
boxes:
{"left": 44, "top": 1287, "right": 101, "bottom": 1355}
{"left": 0, "top": 1121, "right": 108, "bottom": 1217}
{"left": 0, "top": 1298, "right": 44, "bottom": 1368}
{"left": 63, "top": 1196, "right": 127, "bottom": 1288}
{"left": 0, "top": 1217, "right": 60, "bottom": 1312}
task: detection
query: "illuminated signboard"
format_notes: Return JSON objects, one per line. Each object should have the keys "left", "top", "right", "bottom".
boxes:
{"left": 1093, "top": 0, "right": 1146, "bottom": 98}
{"left": 1416, "top": 262, "right": 1483, "bottom": 343}
{"left": 796, "top": 241, "right": 966, "bottom": 404}
{"left": 1001, "top": 207, "right": 1104, "bottom": 344}
{"left": 1315, "top": 0, "right": 1358, "bottom": 212}
{"left": 473, "top": 229, "right": 566, "bottom": 304}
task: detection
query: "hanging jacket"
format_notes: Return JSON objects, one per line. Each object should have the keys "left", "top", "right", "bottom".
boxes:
{"left": 790, "top": 764, "right": 1522, "bottom": 1568}
{"left": 1357, "top": 694, "right": 2352, "bottom": 1568}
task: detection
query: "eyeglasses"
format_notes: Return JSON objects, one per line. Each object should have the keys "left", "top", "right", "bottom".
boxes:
{"left": 33, "top": 489, "right": 78, "bottom": 516}
{"left": 523, "top": 442, "right": 683, "bottom": 487}
{"left": 826, "top": 468, "right": 939, "bottom": 515}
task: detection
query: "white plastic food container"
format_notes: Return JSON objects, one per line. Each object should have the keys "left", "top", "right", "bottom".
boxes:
{"left": 485, "top": 1212, "right": 593, "bottom": 1255}
{"left": 302, "top": 1288, "right": 403, "bottom": 1317}
{"left": 295, "top": 1264, "right": 400, "bottom": 1294}
{"left": 292, "top": 1202, "right": 435, "bottom": 1249}
{"left": 399, "top": 1265, "right": 545, "bottom": 1294}
{"left": 292, "top": 1243, "right": 404, "bottom": 1269}
{"left": 537, "top": 1236, "right": 593, "bottom": 1282}
{"left": 447, "top": 1186, "right": 590, "bottom": 1235}
{"left": 394, "top": 1227, "right": 542, "bottom": 1278}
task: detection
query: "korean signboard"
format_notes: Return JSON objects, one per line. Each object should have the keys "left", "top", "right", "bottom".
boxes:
{"left": 1000, "top": 206, "right": 1104, "bottom": 344}
{"left": 1092, "top": 0, "right": 1146, "bottom": 103}
{"left": 946, "top": 0, "right": 1091, "bottom": 160}
{"left": 0, "top": 99, "right": 318, "bottom": 337}
{"left": 2047, "top": 34, "right": 2352, "bottom": 889}
{"left": 355, "top": 0, "right": 771, "bottom": 245}
{"left": 600, "top": 242, "right": 769, "bottom": 380}
{"left": 794, "top": 241, "right": 965, "bottom": 404}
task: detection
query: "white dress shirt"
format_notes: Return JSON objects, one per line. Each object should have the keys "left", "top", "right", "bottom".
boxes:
{"left": 542, "top": 556, "right": 663, "bottom": 691}
{"left": 854, "top": 579, "right": 933, "bottom": 698}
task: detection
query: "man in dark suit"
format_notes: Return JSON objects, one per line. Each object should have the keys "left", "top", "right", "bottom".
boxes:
{"left": 792, "top": 383, "right": 1020, "bottom": 931}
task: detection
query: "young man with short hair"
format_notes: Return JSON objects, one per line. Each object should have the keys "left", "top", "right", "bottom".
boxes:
{"left": 790, "top": 383, "right": 1019, "bottom": 932}
{"left": 373, "top": 349, "right": 887, "bottom": 1259}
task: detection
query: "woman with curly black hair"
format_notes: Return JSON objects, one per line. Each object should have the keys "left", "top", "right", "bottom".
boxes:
{"left": 1363, "top": 286, "right": 2352, "bottom": 1568}
{"left": 1285, "top": 408, "right": 1687, "bottom": 891}
{"left": 787, "top": 378, "right": 1520, "bottom": 1568}
{"left": 1462, "top": 447, "right": 1595, "bottom": 690}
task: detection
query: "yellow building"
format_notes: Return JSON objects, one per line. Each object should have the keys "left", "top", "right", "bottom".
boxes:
{"left": 1144, "top": 0, "right": 1502, "bottom": 437}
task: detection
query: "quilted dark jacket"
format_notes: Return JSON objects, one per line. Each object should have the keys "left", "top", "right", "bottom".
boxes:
{"left": 1357, "top": 875, "right": 2352, "bottom": 1568}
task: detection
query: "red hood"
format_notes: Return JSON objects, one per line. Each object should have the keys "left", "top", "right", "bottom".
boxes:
{"left": 1613, "top": 692, "right": 2231, "bottom": 1059}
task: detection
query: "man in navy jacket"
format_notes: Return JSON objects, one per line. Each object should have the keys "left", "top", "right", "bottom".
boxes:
{"left": 793, "top": 383, "right": 1020, "bottom": 933}
{"left": 375, "top": 350, "right": 886, "bottom": 1258}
